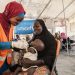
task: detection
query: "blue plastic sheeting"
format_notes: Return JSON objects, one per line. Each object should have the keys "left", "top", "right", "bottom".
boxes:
{"left": 14, "top": 20, "right": 35, "bottom": 34}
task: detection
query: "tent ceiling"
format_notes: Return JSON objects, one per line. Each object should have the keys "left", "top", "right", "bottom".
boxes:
{"left": 0, "top": 0, "right": 75, "bottom": 19}
{"left": 20, "top": 0, "right": 75, "bottom": 19}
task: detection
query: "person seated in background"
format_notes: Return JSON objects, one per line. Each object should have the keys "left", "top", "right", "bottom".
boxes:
{"left": 54, "top": 33, "right": 61, "bottom": 40}
{"left": 16, "top": 35, "right": 21, "bottom": 40}
{"left": 26, "top": 35, "right": 31, "bottom": 42}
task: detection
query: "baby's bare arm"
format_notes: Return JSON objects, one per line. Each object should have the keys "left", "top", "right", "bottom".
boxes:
{"left": 13, "top": 67, "right": 22, "bottom": 75}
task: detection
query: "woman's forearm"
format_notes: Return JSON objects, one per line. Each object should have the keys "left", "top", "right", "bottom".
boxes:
{"left": 0, "top": 42, "right": 12, "bottom": 50}
{"left": 13, "top": 67, "right": 22, "bottom": 75}
{"left": 31, "top": 59, "right": 44, "bottom": 66}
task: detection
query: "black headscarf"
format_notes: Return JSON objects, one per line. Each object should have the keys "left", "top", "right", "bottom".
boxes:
{"left": 33, "top": 19, "right": 56, "bottom": 51}
{"left": 33, "top": 19, "right": 48, "bottom": 36}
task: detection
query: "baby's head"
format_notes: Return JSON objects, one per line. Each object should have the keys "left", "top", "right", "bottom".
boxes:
{"left": 30, "top": 39, "right": 45, "bottom": 51}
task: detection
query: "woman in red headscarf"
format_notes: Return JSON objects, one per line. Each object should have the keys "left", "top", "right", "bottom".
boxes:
{"left": 0, "top": 1, "right": 25, "bottom": 74}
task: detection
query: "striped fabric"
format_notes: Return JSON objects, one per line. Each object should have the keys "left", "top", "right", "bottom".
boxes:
{"left": 18, "top": 66, "right": 50, "bottom": 75}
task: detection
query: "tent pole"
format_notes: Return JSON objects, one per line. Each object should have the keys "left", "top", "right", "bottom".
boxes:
{"left": 20, "top": 0, "right": 23, "bottom": 4}
{"left": 61, "top": 0, "right": 70, "bottom": 55}
{"left": 55, "top": 0, "right": 75, "bottom": 19}
{"left": 37, "top": 0, "right": 52, "bottom": 18}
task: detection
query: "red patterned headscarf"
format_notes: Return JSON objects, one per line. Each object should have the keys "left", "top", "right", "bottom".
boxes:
{"left": 0, "top": 1, "right": 25, "bottom": 37}
{"left": 3, "top": 1, "right": 25, "bottom": 19}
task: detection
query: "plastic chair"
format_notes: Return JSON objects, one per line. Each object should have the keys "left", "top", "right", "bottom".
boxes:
{"left": 51, "top": 39, "right": 61, "bottom": 75}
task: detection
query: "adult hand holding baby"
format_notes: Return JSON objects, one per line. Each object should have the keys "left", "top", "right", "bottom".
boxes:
{"left": 30, "top": 39, "right": 45, "bottom": 51}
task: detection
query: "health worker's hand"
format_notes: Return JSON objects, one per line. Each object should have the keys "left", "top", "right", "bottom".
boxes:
{"left": 12, "top": 40, "right": 29, "bottom": 49}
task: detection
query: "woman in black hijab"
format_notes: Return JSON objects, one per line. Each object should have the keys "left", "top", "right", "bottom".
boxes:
{"left": 32, "top": 19, "right": 57, "bottom": 70}
{"left": 20, "top": 19, "right": 57, "bottom": 75}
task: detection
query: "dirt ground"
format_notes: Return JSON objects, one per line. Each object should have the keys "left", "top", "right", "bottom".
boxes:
{"left": 56, "top": 46, "right": 75, "bottom": 75}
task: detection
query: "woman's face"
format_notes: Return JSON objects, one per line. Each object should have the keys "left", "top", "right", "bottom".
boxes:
{"left": 33, "top": 22, "right": 43, "bottom": 35}
{"left": 10, "top": 16, "right": 24, "bottom": 26}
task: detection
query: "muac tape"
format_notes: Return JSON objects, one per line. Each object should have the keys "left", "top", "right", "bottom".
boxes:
{"left": 14, "top": 20, "right": 35, "bottom": 34}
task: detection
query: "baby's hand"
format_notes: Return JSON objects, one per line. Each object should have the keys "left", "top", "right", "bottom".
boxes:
{"left": 28, "top": 47, "right": 36, "bottom": 54}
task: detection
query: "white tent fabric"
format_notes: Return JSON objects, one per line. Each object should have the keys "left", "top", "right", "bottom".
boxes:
{"left": 19, "top": 0, "right": 75, "bottom": 19}
{"left": 0, "top": 0, "right": 75, "bottom": 19}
